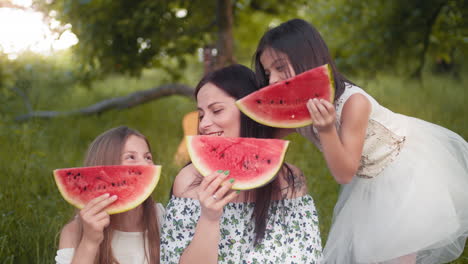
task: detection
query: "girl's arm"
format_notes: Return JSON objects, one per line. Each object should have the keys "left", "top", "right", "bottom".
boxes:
{"left": 58, "top": 194, "right": 117, "bottom": 264}
{"left": 307, "top": 94, "right": 371, "bottom": 184}
{"left": 173, "top": 167, "right": 239, "bottom": 264}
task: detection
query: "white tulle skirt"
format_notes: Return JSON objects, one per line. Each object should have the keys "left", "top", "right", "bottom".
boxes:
{"left": 323, "top": 116, "right": 468, "bottom": 264}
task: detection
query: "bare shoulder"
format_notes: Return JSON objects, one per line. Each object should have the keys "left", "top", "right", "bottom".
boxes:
{"left": 341, "top": 94, "right": 371, "bottom": 120}
{"left": 340, "top": 93, "right": 371, "bottom": 130}
{"left": 58, "top": 218, "right": 81, "bottom": 249}
{"left": 277, "top": 163, "right": 308, "bottom": 199}
{"left": 172, "top": 164, "right": 201, "bottom": 199}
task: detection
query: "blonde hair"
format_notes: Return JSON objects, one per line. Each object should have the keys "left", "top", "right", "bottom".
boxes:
{"left": 82, "top": 126, "right": 160, "bottom": 264}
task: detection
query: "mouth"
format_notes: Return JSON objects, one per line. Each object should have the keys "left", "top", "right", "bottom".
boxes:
{"left": 205, "top": 131, "right": 223, "bottom": 136}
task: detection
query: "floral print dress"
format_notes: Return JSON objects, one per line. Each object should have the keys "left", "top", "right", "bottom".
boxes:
{"left": 160, "top": 195, "right": 322, "bottom": 264}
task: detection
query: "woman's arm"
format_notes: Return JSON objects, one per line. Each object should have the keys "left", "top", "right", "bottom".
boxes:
{"left": 307, "top": 94, "right": 371, "bottom": 184}
{"left": 173, "top": 167, "right": 238, "bottom": 264}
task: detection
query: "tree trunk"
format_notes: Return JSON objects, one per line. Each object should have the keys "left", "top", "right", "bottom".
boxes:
{"left": 411, "top": 1, "right": 448, "bottom": 79}
{"left": 215, "top": 0, "right": 236, "bottom": 69}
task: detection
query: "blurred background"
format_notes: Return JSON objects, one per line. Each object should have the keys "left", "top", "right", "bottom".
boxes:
{"left": 0, "top": 0, "right": 467, "bottom": 262}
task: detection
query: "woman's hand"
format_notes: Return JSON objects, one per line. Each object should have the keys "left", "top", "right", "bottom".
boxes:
{"left": 78, "top": 193, "right": 118, "bottom": 246}
{"left": 306, "top": 98, "right": 336, "bottom": 133}
{"left": 179, "top": 170, "right": 238, "bottom": 264}
{"left": 197, "top": 170, "right": 239, "bottom": 222}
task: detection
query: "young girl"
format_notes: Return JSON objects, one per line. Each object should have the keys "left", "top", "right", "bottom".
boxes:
{"left": 160, "top": 64, "right": 323, "bottom": 263}
{"left": 254, "top": 18, "right": 468, "bottom": 264}
{"left": 55, "top": 126, "right": 164, "bottom": 264}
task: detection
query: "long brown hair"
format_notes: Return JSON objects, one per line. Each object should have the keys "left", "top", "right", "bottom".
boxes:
{"left": 253, "top": 18, "right": 355, "bottom": 101}
{"left": 82, "top": 126, "right": 160, "bottom": 264}
{"left": 193, "top": 64, "right": 297, "bottom": 245}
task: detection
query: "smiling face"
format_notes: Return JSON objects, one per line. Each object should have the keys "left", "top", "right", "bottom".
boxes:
{"left": 196, "top": 82, "right": 241, "bottom": 138}
{"left": 120, "top": 135, "right": 154, "bottom": 166}
{"left": 260, "top": 48, "right": 296, "bottom": 85}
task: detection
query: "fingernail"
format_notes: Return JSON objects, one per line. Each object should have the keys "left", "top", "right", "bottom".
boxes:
{"left": 236, "top": 190, "right": 241, "bottom": 194}
{"left": 224, "top": 170, "right": 230, "bottom": 175}
{"left": 216, "top": 170, "right": 224, "bottom": 173}
{"left": 229, "top": 178, "right": 235, "bottom": 183}
{"left": 103, "top": 193, "right": 110, "bottom": 197}
{"left": 111, "top": 195, "right": 118, "bottom": 199}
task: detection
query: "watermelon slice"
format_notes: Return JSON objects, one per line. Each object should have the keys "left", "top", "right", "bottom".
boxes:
{"left": 186, "top": 135, "right": 289, "bottom": 190}
{"left": 53, "top": 165, "right": 161, "bottom": 214}
{"left": 236, "top": 64, "right": 335, "bottom": 128}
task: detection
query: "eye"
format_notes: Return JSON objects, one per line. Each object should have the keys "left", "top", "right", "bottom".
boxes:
{"left": 122, "top": 154, "right": 136, "bottom": 162}
{"left": 145, "top": 155, "right": 153, "bottom": 161}
{"left": 276, "top": 65, "right": 285, "bottom": 72}
{"left": 212, "top": 108, "right": 223, "bottom": 114}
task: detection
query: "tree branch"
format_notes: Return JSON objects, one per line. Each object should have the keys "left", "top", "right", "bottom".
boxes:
{"left": 15, "top": 83, "right": 194, "bottom": 121}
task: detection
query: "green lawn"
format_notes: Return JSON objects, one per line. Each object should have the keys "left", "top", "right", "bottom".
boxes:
{"left": 0, "top": 69, "right": 466, "bottom": 263}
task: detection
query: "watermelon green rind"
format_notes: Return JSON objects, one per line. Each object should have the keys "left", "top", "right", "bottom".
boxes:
{"left": 236, "top": 64, "right": 335, "bottom": 129}
{"left": 327, "top": 64, "right": 335, "bottom": 102}
{"left": 53, "top": 165, "right": 161, "bottom": 215}
{"left": 236, "top": 101, "right": 313, "bottom": 128}
{"left": 186, "top": 136, "right": 289, "bottom": 190}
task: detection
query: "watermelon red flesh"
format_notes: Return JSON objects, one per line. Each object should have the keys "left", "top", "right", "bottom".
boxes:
{"left": 53, "top": 165, "right": 161, "bottom": 214}
{"left": 186, "top": 136, "right": 289, "bottom": 190}
{"left": 236, "top": 64, "right": 335, "bottom": 128}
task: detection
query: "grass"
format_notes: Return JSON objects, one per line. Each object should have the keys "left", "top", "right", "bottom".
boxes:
{"left": 0, "top": 68, "right": 467, "bottom": 263}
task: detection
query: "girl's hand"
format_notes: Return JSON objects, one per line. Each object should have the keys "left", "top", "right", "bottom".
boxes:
{"left": 306, "top": 98, "right": 336, "bottom": 133}
{"left": 78, "top": 193, "right": 118, "bottom": 246}
{"left": 197, "top": 170, "right": 239, "bottom": 222}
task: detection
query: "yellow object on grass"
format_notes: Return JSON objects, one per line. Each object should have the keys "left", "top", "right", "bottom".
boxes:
{"left": 174, "top": 111, "right": 199, "bottom": 166}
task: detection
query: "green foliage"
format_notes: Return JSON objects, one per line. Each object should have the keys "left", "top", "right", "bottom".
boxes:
{"left": 308, "top": 0, "right": 468, "bottom": 75}
{"left": 0, "top": 52, "right": 82, "bottom": 119}
{"left": 34, "top": 0, "right": 312, "bottom": 81}
{"left": 29, "top": 0, "right": 467, "bottom": 81}
{"left": 429, "top": 0, "right": 467, "bottom": 64}
{"left": 35, "top": 0, "right": 218, "bottom": 78}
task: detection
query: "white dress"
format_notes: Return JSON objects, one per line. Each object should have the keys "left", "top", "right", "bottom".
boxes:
{"left": 55, "top": 203, "right": 165, "bottom": 264}
{"left": 297, "top": 84, "right": 468, "bottom": 264}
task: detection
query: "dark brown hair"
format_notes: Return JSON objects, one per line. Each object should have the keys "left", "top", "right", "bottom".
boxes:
{"left": 83, "top": 126, "right": 160, "bottom": 264}
{"left": 193, "top": 64, "right": 296, "bottom": 245}
{"left": 253, "top": 18, "right": 355, "bottom": 101}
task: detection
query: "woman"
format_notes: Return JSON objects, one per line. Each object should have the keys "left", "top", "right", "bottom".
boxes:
{"left": 160, "top": 64, "right": 323, "bottom": 264}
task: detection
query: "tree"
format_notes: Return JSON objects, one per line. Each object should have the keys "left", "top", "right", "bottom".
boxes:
{"left": 34, "top": 0, "right": 305, "bottom": 79}
{"left": 30, "top": 0, "right": 468, "bottom": 81}
{"left": 17, "top": 0, "right": 466, "bottom": 120}
{"left": 312, "top": 0, "right": 467, "bottom": 78}
{"left": 13, "top": 0, "right": 303, "bottom": 120}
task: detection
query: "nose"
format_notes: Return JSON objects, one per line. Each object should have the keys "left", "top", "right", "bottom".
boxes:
{"left": 269, "top": 72, "right": 280, "bottom": 85}
{"left": 198, "top": 114, "right": 212, "bottom": 134}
